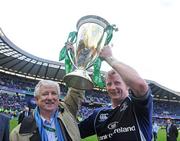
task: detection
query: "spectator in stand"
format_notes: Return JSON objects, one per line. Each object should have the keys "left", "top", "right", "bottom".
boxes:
{"left": 10, "top": 80, "right": 84, "bottom": 141}
{"left": 18, "top": 106, "right": 31, "bottom": 124}
{"left": 166, "top": 118, "right": 179, "bottom": 141}
{"left": 78, "top": 45, "right": 153, "bottom": 141}
{"left": 0, "top": 113, "right": 10, "bottom": 141}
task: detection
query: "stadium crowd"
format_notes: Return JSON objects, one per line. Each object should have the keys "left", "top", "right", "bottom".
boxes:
{"left": 0, "top": 71, "right": 180, "bottom": 128}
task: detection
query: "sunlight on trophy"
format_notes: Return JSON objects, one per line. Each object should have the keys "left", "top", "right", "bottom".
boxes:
{"left": 63, "top": 15, "right": 117, "bottom": 90}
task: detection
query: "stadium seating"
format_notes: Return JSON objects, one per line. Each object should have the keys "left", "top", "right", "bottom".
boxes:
{"left": 0, "top": 71, "right": 179, "bottom": 127}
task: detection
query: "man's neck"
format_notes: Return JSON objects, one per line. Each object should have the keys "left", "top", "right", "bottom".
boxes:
{"left": 111, "top": 97, "right": 127, "bottom": 109}
{"left": 40, "top": 111, "right": 55, "bottom": 121}
{"left": 112, "top": 100, "right": 122, "bottom": 109}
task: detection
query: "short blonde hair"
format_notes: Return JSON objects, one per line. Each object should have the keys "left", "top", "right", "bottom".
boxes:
{"left": 105, "top": 69, "right": 127, "bottom": 85}
{"left": 105, "top": 69, "right": 118, "bottom": 80}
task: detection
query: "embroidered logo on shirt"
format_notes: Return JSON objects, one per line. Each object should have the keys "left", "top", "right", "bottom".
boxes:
{"left": 107, "top": 121, "right": 119, "bottom": 130}
{"left": 99, "top": 113, "right": 108, "bottom": 122}
{"left": 119, "top": 102, "right": 128, "bottom": 112}
{"left": 99, "top": 125, "right": 136, "bottom": 141}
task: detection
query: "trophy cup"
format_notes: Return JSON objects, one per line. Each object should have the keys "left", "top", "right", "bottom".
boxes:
{"left": 63, "top": 15, "right": 117, "bottom": 90}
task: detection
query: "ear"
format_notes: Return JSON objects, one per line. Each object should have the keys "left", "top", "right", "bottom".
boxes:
{"left": 34, "top": 96, "right": 39, "bottom": 104}
{"left": 126, "top": 86, "right": 130, "bottom": 90}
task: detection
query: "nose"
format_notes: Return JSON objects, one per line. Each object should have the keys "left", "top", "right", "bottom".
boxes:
{"left": 46, "top": 93, "right": 54, "bottom": 99}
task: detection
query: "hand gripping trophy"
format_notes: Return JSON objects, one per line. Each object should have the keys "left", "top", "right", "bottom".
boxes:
{"left": 59, "top": 15, "right": 118, "bottom": 90}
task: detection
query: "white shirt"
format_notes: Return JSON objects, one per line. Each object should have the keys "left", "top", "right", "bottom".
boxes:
{"left": 153, "top": 123, "right": 159, "bottom": 133}
{"left": 41, "top": 116, "right": 57, "bottom": 141}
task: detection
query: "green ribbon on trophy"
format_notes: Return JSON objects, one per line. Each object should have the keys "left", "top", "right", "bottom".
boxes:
{"left": 59, "top": 31, "right": 77, "bottom": 74}
{"left": 59, "top": 25, "right": 118, "bottom": 88}
{"left": 93, "top": 24, "right": 118, "bottom": 88}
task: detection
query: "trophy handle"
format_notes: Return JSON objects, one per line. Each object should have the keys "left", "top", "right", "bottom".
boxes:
{"left": 66, "top": 31, "right": 78, "bottom": 69}
{"left": 86, "top": 25, "right": 118, "bottom": 70}
{"left": 104, "top": 25, "right": 118, "bottom": 45}
{"left": 67, "top": 48, "right": 78, "bottom": 69}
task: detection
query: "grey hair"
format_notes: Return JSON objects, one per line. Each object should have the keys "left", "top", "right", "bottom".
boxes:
{"left": 34, "top": 80, "right": 60, "bottom": 97}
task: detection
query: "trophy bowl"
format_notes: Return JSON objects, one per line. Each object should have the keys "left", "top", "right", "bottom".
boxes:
{"left": 63, "top": 15, "right": 110, "bottom": 90}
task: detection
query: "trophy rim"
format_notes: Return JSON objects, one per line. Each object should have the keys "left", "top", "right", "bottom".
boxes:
{"left": 63, "top": 69, "right": 94, "bottom": 90}
{"left": 76, "top": 15, "right": 110, "bottom": 30}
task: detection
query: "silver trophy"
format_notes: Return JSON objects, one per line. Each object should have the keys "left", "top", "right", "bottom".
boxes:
{"left": 63, "top": 15, "right": 117, "bottom": 90}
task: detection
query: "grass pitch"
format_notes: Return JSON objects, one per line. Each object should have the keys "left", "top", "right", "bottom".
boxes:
{"left": 10, "top": 118, "right": 179, "bottom": 141}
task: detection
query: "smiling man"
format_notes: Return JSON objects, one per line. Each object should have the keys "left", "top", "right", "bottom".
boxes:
{"left": 10, "top": 80, "right": 84, "bottom": 141}
{"left": 79, "top": 45, "right": 153, "bottom": 141}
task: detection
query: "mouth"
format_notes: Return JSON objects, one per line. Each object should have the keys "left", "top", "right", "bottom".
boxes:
{"left": 110, "top": 89, "right": 122, "bottom": 96}
{"left": 45, "top": 102, "right": 55, "bottom": 105}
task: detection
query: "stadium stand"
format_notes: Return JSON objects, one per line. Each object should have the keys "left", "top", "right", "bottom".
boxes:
{"left": 0, "top": 28, "right": 180, "bottom": 128}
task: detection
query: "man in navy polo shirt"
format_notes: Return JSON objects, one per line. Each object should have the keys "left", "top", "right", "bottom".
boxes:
{"left": 79, "top": 45, "right": 153, "bottom": 141}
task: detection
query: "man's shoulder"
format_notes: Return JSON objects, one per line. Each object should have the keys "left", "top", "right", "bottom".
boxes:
{"left": 172, "top": 124, "right": 178, "bottom": 128}
{"left": 93, "top": 105, "right": 109, "bottom": 111}
{"left": 93, "top": 106, "right": 112, "bottom": 115}
{"left": 0, "top": 113, "right": 10, "bottom": 120}
{"left": 19, "top": 116, "right": 37, "bottom": 134}
{"left": 129, "top": 88, "right": 152, "bottom": 101}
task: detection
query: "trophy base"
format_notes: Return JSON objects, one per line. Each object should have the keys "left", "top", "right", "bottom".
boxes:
{"left": 63, "top": 69, "right": 94, "bottom": 90}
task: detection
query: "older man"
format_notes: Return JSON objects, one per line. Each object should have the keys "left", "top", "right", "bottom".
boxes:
{"left": 10, "top": 80, "right": 84, "bottom": 141}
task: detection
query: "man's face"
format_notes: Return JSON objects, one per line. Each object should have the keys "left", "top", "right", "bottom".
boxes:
{"left": 106, "top": 72, "right": 129, "bottom": 102}
{"left": 35, "top": 85, "right": 59, "bottom": 114}
{"left": 167, "top": 119, "right": 171, "bottom": 124}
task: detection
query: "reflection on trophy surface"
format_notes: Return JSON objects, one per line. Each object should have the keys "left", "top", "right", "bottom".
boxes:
{"left": 63, "top": 15, "right": 113, "bottom": 90}
{"left": 76, "top": 23, "right": 105, "bottom": 68}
